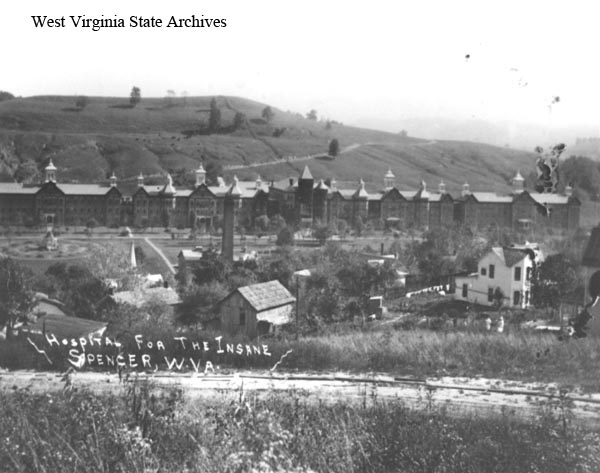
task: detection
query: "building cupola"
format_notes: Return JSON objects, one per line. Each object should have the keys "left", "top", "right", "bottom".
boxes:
{"left": 565, "top": 182, "right": 573, "bottom": 197}
{"left": 109, "top": 172, "right": 117, "bottom": 187}
{"left": 438, "top": 180, "right": 447, "bottom": 194}
{"left": 462, "top": 181, "right": 471, "bottom": 197}
{"left": 384, "top": 168, "right": 395, "bottom": 190}
{"left": 137, "top": 172, "right": 144, "bottom": 187}
{"left": 512, "top": 170, "right": 525, "bottom": 194}
{"left": 45, "top": 159, "right": 57, "bottom": 183}
{"left": 195, "top": 163, "right": 206, "bottom": 187}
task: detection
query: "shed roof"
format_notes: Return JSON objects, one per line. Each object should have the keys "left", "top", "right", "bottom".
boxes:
{"left": 111, "top": 287, "right": 182, "bottom": 308}
{"left": 235, "top": 280, "right": 295, "bottom": 312}
{"left": 21, "top": 315, "right": 107, "bottom": 339}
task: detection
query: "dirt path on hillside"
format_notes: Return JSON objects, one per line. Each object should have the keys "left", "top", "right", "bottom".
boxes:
{"left": 3, "top": 370, "right": 600, "bottom": 428}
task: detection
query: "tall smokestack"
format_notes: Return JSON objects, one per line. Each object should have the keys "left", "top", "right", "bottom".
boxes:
{"left": 222, "top": 176, "right": 241, "bottom": 262}
{"left": 222, "top": 197, "right": 235, "bottom": 262}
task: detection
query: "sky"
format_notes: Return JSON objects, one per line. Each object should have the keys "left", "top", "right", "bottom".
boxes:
{"left": 2, "top": 0, "right": 600, "bottom": 132}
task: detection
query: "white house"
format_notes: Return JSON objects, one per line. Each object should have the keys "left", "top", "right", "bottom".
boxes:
{"left": 454, "top": 243, "right": 543, "bottom": 308}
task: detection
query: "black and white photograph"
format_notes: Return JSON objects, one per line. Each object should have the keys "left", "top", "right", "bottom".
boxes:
{"left": 2, "top": 1, "right": 600, "bottom": 471}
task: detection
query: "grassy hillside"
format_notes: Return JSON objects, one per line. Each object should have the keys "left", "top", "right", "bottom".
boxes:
{"left": 0, "top": 95, "right": 537, "bottom": 194}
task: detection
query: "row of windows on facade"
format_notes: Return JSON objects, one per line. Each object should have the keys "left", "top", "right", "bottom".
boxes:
{"left": 479, "top": 264, "right": 532, "bottom": 282}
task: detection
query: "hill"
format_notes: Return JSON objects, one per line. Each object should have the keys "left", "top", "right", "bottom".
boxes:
{"left": 0, "top": 94, "right": 538, "bottom": 194}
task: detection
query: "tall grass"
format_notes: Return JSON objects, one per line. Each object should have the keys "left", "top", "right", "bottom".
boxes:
{"left": 8, "top": 328, "right": 600, "bottom": 389}
{"left": 0, "top": 383, "right": 599, "bottom": 472}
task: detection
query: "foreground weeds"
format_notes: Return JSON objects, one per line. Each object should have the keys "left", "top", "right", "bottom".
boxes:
{"left": 1, "top": 382, "right": 600, "bottom": 473}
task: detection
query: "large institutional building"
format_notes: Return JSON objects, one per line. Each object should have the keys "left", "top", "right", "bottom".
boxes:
{"left": 0, "top": 160, "right": 581, "bottom": 231}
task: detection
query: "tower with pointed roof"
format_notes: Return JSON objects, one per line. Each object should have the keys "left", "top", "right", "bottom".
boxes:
{"left": 512, "top": 170, "right": 524, "bottom": 194}
{"left": 353, "top": 178, "right": 369, "bottom": 225}
{"left": 45, "top": 159, "right": 57, "bottom": 183}
{"left": 109, "top": 172, "right": 117, "bottom": 188}
{"left": 314, "top": 179, "right": 329, "bottom": 222}
{"left": 384, "top": 169, "right": 395, "bottom": 191}
{"left": 137, "top": 172, "right": 144, "bottom": 187}
{"left": 297, "top": 165, "right": 314, "bottom": 225}
{"left": 195, "top": 164, "right": 206, "bottom": 187}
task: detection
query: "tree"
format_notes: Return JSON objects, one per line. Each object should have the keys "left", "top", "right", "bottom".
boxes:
{"left": 531, "top": 253, "right": 581, "bottom": 309}
{"left": 306, "top": 109, "right": 318, "bottom": 121}
{"left": 0, "top": 91, "right": 15, "bottom": 102}
{"left": 269, "top": 214, "right": 287, "bottom": 233}
{"left": 86, "top": 218, "right": 98, "bottom": 236}
{"left": 254, "top": 215, "right": 270, "bottom": 237}
{"left": 313, "top": 223, "right": 330, "bottom": 245}
{"left": 328, "top": 138, "right": 340, "bottom": 157}
{"left": 0, "top": 259, "right": 35, "bottom": 336}
{"left": 75, "top": 96, "right": 89, "bottom": 110}
{"left": 493, "top": 287, "right": 505, "bottom": 309}
{"left": 261, "top": 106, "right": 274, "bottom": 123}
{"left": 41, "top": 262, "right": 108, "bottom": 320}
{"left": 233, "top": 112, "right": 246, "bottom": 130}
{"left": 209, "top": 97, "right": 221, "bottom": 132}
{"left": 276, "top": 226, "right": 295, "bottom": 247}
{"left": 129, "top": 86, "right": 141, "bottom": 107}
{"left": 178, "top": 281, "right": 228, "bottom": 325}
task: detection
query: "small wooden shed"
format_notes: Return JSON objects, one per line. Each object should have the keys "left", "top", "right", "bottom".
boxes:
{"left": 214, "top": 280, "right": 295, "bottom": 338}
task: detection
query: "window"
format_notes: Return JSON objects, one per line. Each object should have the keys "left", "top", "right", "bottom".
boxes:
{"left": 488, "top": 287, "right": 494, "bottom": 302}
{"left": 525, "top": 290, "right": 530, "bottom": 306}
{"left": 462, "top": 284, "right": 468, "bottom": 298}
{"left": 239, "top": 309, "right": 246, "bottom": 326}
{"left": 513, "top": 291, "right": 521, "bottom": 306}
{"left": 514, "top": 266, "right": 521, "bottom": 282}
{"left": 489, "top": 264, "right": 495, "bottom": 279}
{"left": 481, "top": 267, "right": 487, "bottom": 276}
{"left": 526, "top": 267, "right": 532, "bottom": 281}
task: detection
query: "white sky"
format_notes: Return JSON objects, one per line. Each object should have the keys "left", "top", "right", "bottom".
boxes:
{"left": 2, "top": 0, "right": 600, "bottom": 129}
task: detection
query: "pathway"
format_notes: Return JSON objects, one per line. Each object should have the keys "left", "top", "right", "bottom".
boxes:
{"left": 143, "top": 237, "right": 176, "bottom": 275}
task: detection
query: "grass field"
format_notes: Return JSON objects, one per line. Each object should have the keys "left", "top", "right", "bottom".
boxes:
{"left": 0, "top": 95, "right": 537, "bottom": 194}
{"left": 1, "top": 381, "right": 598, "bottom": 472}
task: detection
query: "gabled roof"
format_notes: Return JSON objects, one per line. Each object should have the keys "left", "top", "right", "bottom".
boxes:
{"left": 582, "top": 226, "right": 600, "bottom": 267}
{"left": 234, "top": 280, "right": 295, "bottom": 312}
{"left": 489, "top": 247, "right": 528, "bottom": 267}
{"left": 300, "top": 166, "right": 313, "bottom": 180}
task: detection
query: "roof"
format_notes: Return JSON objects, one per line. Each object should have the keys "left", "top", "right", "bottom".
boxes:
{"left": 0, "top": 182, "right": 115, "bottom": 196}
{"left": 0, "top": 183, "right": 39, "bottom": 194}
{"left": 490, "top": 247, "right": 528, "bottom": 267}
{"left": 583, "top": 226, "right": 600, "bottom": 267}
{"left": 21, "top": 314, "right": 107, "bottom": 339}
{"left": 470, "top": 192, "right": 514, "bottom": 203}
{"left": 529, "top": 193, "right": 570, "bottom": 205}
{"left": 300, "top": 166, "right": 313, "bottom": 180}
{"left": 111, "top": 287, "right": 182, "bottom": 308}
{"left": 179, "top": 249, "right": 203, "bottom": 261}
{"left": 234, "top": 280, "right": 295, "bottom": 312}
{"left": 353, "top": 179, "right": 369, "bottom": 199}
{"left": 58, "top": 184, "right": 114, "bottom": 195}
